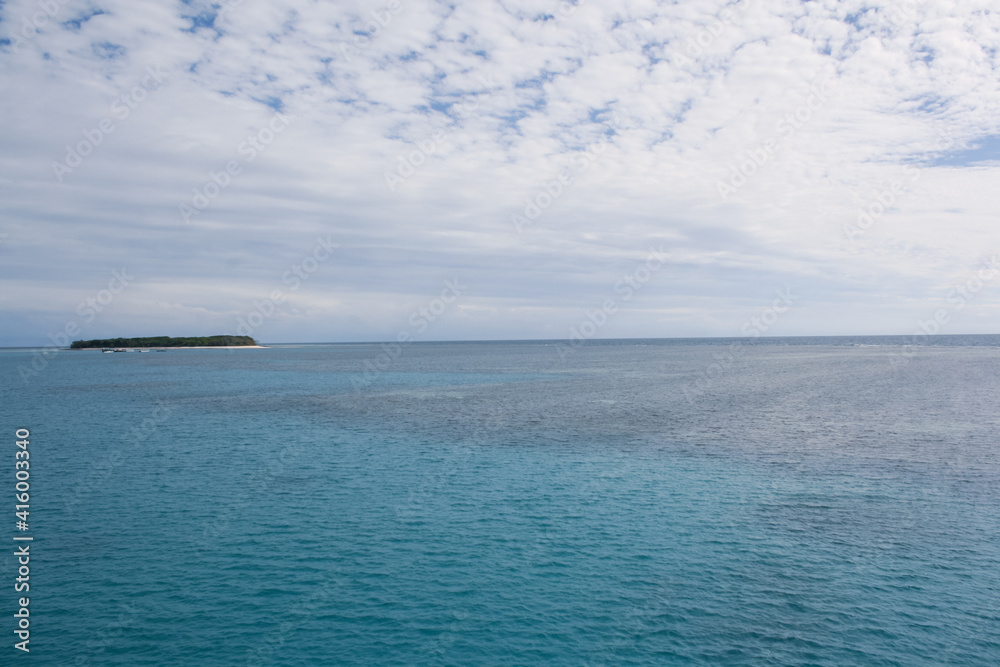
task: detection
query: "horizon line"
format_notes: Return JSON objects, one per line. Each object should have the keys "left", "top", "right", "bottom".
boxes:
{"left": 3, "top": 331, "right": 999, "bottom": 350}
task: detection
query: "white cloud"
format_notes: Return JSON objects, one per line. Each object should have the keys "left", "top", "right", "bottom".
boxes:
{"left": 1, "top": 0, "right": 999, "bottom": 345}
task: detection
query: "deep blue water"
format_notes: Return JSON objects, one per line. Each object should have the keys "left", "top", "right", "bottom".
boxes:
{"left": 2, "top": 336, "right": 1000, "bottom": 665}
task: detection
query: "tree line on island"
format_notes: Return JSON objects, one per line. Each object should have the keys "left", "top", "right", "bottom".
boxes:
{"left": 70, "top": 335, "right": 257, "bottom": 349}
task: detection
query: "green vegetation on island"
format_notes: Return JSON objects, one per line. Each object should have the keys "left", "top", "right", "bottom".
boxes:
{"left": 70, "top": 335, "right": 257, "bottom": 349}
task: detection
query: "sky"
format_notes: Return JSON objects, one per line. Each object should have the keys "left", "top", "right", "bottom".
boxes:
{"left": 1, "top": 0, "right": 999, "bottom": 346}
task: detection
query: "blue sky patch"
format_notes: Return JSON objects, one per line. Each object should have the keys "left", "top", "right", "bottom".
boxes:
{"left": 183, "top": 10, "right": 219, "bottom": 34}
{"left": 255, "top": 95, "right": 285, "bottom": 112}
{"left": 64, "top": 9, "right": 106, "bottom": 32}
{"left": 931, "top": 135, "right": 1000, "bottom": 167}
{"left": 92, "top": 41, "right": 125, "bottom": 59}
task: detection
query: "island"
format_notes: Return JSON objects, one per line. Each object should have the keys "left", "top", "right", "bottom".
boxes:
{"left": 70, "top": 335, "right": 259, "bottom": 349}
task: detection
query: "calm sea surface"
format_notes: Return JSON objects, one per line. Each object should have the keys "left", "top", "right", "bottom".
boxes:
{"left": 2, "top": 336, "right": 999, "bottom": 665}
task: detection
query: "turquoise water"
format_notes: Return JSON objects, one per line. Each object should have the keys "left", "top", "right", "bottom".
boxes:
{"left": 2, "top": 338, "right": 1000, "bottom": 665}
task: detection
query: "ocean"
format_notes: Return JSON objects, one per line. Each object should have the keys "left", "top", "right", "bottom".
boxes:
{"left": 3, "top": 336, "right": 999, "bottom": 665}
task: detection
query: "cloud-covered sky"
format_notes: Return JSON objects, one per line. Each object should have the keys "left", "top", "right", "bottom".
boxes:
{"left": 1, "top": 0, "right": 999, "bottom": 346}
